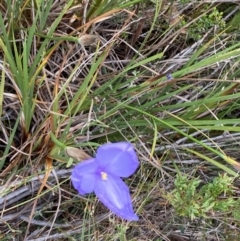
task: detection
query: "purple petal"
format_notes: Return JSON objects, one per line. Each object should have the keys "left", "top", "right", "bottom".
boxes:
{"left": 71, "top": 158, "right": 98, "bottom": 195}
{"left": 96, "top": 142, "right": 139, "bottom": 177}
{"left": 94, "top": 174, "right": 139, "bottom": 221}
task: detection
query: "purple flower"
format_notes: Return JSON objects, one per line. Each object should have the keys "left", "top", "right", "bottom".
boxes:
{"left": 166, "top": 73, "right": 173, "bottom": 80}
{"left": 71, "top": 142, "right": 139, "bottom": 221}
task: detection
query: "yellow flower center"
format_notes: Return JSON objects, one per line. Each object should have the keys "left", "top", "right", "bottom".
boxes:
{"left": 101, "top": 171, "right": 108, "bottom": 180}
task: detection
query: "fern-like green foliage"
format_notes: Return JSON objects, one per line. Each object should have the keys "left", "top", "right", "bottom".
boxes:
{"left": 181, "top": 6, "right": 226, "bottom": 40}
{"left": 167, "top": 173, "right": 240, "bottom": 220}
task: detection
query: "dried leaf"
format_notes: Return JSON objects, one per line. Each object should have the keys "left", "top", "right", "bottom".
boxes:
{"left": 78, "top": 34, "right": 99, "bottom": 46}
{"left": 66, "top": 147, "right": 92, "bottom": 161}
{"left": 69, "top": 14, "right": 79, "bottom": 24}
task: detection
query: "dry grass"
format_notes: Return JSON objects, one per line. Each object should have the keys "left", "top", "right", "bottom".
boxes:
{"left": 1, "top": 0, "right": 240, "bottom": 240}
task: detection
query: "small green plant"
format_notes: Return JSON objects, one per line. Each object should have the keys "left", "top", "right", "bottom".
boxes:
{"left": 181, "top": 6, "right": 226, "bottom": 40}
{"left": 167, "top": 173, "right": 239, "bottom": 220}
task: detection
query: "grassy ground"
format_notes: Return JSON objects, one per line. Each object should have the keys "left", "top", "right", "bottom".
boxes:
{"left": 1, "top": 0, "right": 240, "bottom": 240}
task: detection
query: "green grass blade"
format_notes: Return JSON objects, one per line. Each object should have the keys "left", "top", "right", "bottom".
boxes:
{"left": 0, "top": 112, "right": 21, "bottom": 171}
